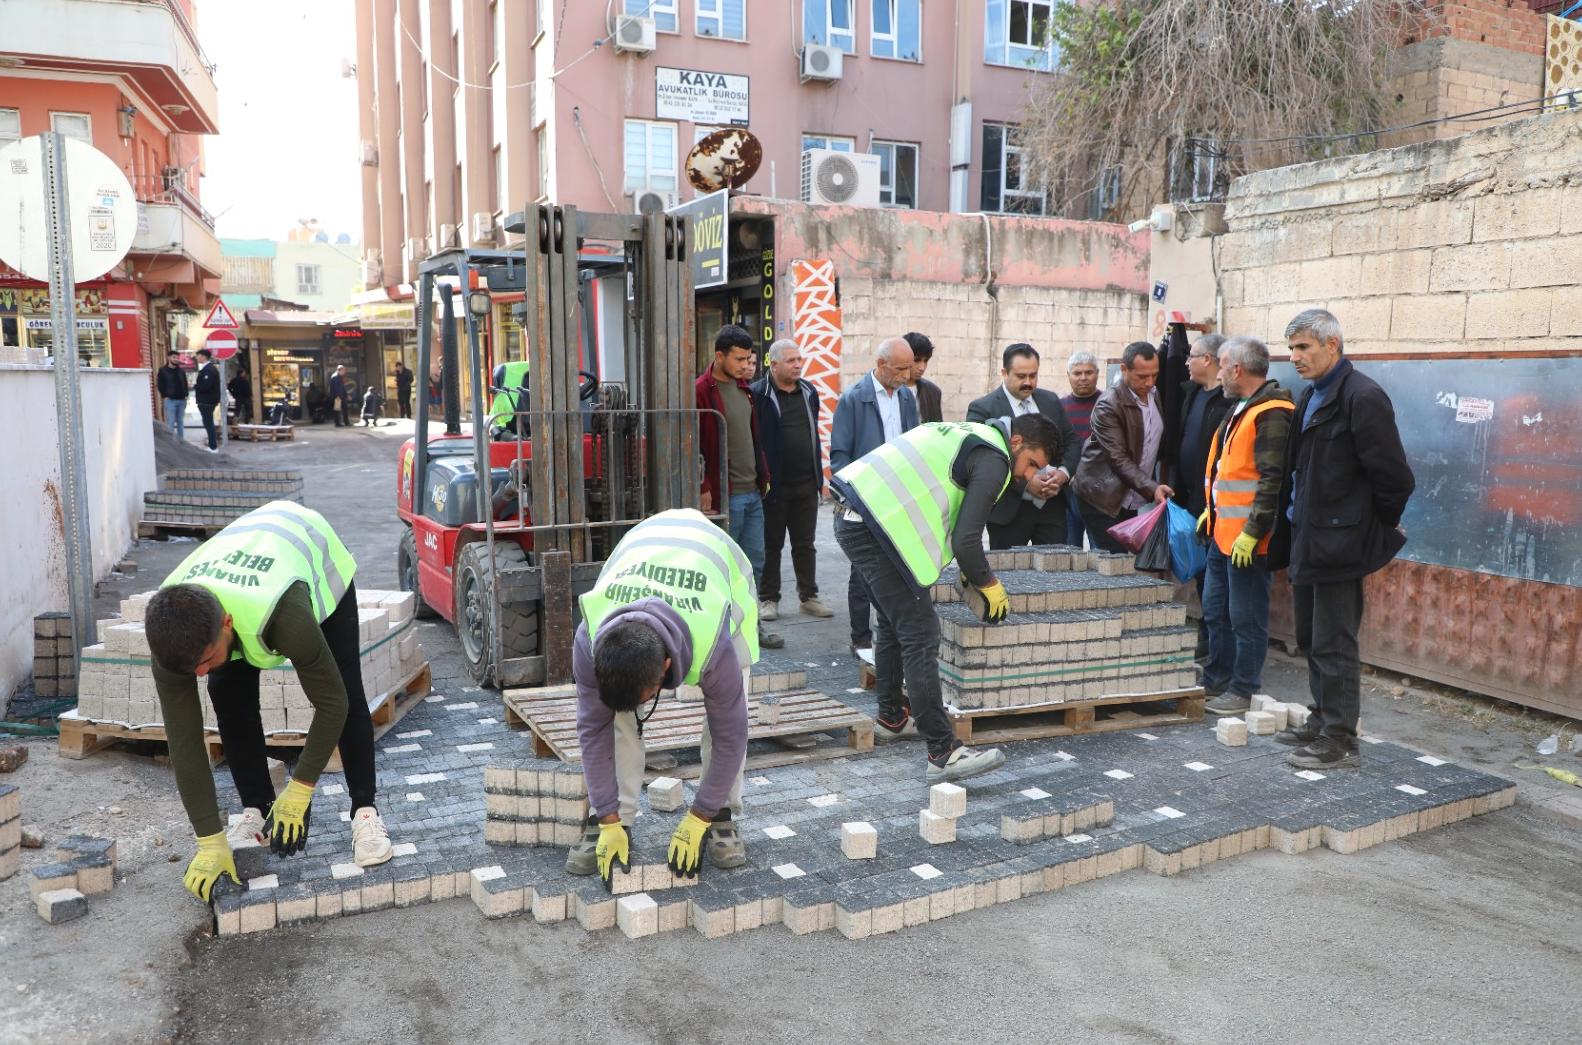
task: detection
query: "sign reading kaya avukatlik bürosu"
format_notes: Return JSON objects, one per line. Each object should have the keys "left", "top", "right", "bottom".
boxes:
{"left": 655, "top": 67, "right": 749, "bottom": 126}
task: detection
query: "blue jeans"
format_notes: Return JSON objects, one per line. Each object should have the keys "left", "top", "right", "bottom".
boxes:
{"left": 1065, "top": 494, "right": 1087, "bottom": 547}
{"left": 164, "top": 398, "right": 186, "bottom": 439}
{"left": 727, "top": 491, "right": 766, "bottom": 586}
{"left": 1201, "top": 542, "right": 1273, "bottom": 697}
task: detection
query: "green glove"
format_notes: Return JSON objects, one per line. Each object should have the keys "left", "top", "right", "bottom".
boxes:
{"left": 667, "top": 812, "right": 713, "bottom": 879}
{"left": 973, "top": 580, "right": 1011, "bottom": 624}
{"left": 596, "top": 820, "right": 630, "bottom": 892}
{"left": 1196, "top": 509, "right": 1210, "bottom": 536}
{"left": 267, "top": 778, "right": 314, "bottom": 857}
{"left": 1230, "top": 531, "right": 1259, "bottom": 568}
{"left": 184, "top": 831, "right": 240, "bottom": 903}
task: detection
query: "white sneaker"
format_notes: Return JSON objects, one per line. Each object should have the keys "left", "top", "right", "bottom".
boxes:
{"left": 226, "top": 807, "right": 267, "bottom": 849}
{"left": 759, "top": 600, "right": 779, "bottom": 621}
{"left": 926, "top": 745, "right": 1006, "bottom": 783}
{"left": 351, "top": 806, "right": 394, "bottom": 867}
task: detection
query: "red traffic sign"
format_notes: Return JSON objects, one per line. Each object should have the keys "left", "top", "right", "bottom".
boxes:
{"left": 203, "top": 330, "right": 238, "bottom": 360}
{"left": 203, "top": 298, "right": 239, "bottom": 329}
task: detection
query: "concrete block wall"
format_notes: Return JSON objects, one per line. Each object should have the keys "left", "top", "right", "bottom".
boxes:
{"left": 1217, "top": 107, "right": 1582, "bottom": 355}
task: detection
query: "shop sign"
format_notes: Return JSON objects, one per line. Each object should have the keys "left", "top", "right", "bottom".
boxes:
{"left": 359, "top": 302, "right": 416, "bottom": 330}
{"left": 670, "top": 190, "right": 728, "bottom": 290}
{"left": 655, "top": 67, "right": 749, "bottom": 126}
{"left": 758, "top": 246, "right": 776, "bottom": 347}
{"left": 265, "top": 348, "right": 320, "bottom": 364}
{"left": 25, "top": 316, "right": 108, "bottom": 332}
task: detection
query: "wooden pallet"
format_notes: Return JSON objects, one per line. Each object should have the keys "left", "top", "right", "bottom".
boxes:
{"left": 503, "top": 685, "right": 874, "bottom": 767}
{"left": 137, "top": 518, "right": 227, "bottom": 539}
{"left": 227, "top": 424, "right": 295, "bottom": 442}
{"left": 56, "top": 662, "right": 432, "bottom": 771}
{"left": 946, "top": 686, "right": 1205, "bottom": 744}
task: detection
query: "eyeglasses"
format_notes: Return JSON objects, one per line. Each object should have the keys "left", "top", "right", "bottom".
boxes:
{"left": 1188, "top": 353, "right": 1213, "bottom": 362}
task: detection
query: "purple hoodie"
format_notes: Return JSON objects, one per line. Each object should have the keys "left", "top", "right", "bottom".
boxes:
{"left": 574, "top": 596, "right": 748, "bottom": 818}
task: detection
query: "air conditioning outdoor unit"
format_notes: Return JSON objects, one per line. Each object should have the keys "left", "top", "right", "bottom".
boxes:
{"left": 613, "top": 15, "right": 656, "bottom": 54}
{"left": 801, "top": 44, "right": 844, "bottom": 83}
{"left": 360, "top": 140, "right": 378, "bottom": 166}
{"left": 438, "top": 223, "right": 459, "bottom": 249}
{"left": 800, "top": 149, "right": 881, "bottom": 207}
{"left": 632, "top": 189, "right": 679, "bottom": 214}
{"left": 424, "top": 233, "right": 436, "bottom": 256}
{"left": 471, "top": 211, "right": 495, "bottom": 241}
{"left": 361, "top": 254, "right": 382, "bottom": 287}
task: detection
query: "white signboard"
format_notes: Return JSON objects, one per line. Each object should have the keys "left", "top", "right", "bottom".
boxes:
{"left": 656, "top": 67, "right": 750, "bottom": 126}
{"left": 0, "top": 135, "right": 137, "bottom": 283}
{"left": 26, "top": 316, "right": 107, "bottom": 332}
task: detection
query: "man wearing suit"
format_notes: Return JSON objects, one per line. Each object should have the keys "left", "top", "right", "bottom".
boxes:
{"left": 965, "top": 344, "right": 1081, "bottom": 549}
{"left": 829, "top": 337, "right": 919, "bottom": 654}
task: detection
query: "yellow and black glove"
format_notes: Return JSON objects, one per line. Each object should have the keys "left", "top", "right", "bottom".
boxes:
{"left": 1196, "top": 508, "right": 1210, "bottom": 537}
{"left": 972, "top": 580, "right": 1011, "bottom": 624}
{"left": 183, "top": 831, "right": 240, "bottom": 903}
{"left": 1230, "top": 532, "right": 1259, "bottom": 569}
{"left": 667, "top": 812, "right": 713, "bottom": 879}
{"left": 596, "top": 820, "right": 630, "bottom": 892}
{"left": 267, "top": 778, "right": 314, "bottom": 857}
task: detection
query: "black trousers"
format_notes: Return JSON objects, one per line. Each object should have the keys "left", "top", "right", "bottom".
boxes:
{"left": 1292, "top": 579, "right": 1364, "bottom": 744}
{"left": 847, "top": 560, "right": 873, "bottom": 648}
{"left": 197, "top": 402, "right": 219, "bottom": 449}
{"left": 399, "top": 392, "right": 412, "bottom": 419}
{"left": 1077, "top": 496, "right": 1137, "bottom": 554}
{"left": 335, "top": 398, "right": 351, "bottom": 427}
{"left": 987, "top": 495, "right": 1069, "bottom": 550}
{"left": 207, "top": 583, "right": 378, "bottom": 813}
{"left": 761, "top": 481, "right": 820, "bottom": 604}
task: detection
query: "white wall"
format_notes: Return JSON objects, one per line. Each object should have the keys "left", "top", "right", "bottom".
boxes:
{"left": 0, "top": 365, "right": 156, "bottom": 699}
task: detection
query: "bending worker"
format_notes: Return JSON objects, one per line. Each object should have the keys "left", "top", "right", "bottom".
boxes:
{"left": 144, "top": 501, "right": 393, "bottom": 902}
{"left": 832, "top": 415, "right": 1063, "bottom": 782}
{"left": 566, "top": 508, "right": 758, "bottom": 888}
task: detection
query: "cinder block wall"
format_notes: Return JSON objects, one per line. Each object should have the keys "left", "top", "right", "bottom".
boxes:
{"left": 1216, "top": 107, "right": 1582, "bottom": 355}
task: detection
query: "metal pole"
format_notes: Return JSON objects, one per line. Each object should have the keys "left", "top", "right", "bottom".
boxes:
{"left": 219, "top": 356, "right": 228, "bottom": 449}
{"left": 42, "top": 132, "right": 97, "bottom": 664}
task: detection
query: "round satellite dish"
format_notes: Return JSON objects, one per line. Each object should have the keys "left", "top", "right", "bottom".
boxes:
{"left": 685, "top": 127, "right": 763, "bottom": 193}
{"left": 0, "top": 135, "right": 137, "bottom": 283}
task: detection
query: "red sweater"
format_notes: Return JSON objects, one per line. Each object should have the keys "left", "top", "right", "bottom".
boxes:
{"left": 695, "top": 369, "right": 769, "bottom": 508}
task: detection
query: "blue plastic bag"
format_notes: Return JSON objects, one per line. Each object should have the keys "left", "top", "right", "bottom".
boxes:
{"left": 1164, "top": 500, "right": 1206, "bottom": 582}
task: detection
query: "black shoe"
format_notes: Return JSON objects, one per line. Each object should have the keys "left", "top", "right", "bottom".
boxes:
{"left": 1287, "top": 736, "right": 1360, "bottom": 770}
{"left": 1275, "top": 716, "right": 1322, "bottom": 747}
{"left": 760, "top": 631, "right": 785, "bottom": 650}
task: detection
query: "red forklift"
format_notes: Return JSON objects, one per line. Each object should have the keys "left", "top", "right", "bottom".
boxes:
{"left": 395, "top": 205, "right": 721, "bottom": 687}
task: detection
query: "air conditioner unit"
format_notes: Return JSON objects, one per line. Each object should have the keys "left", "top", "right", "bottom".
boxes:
{"left": 360, "top": 140, "right": 378, "bottom": 166}
{"left": 403, "top": 237, "right": 423, "bottom": 262}
{"left": 800, "top": 149, "right": 881, "bottom": 207}
{"left": 632, "top": 189, "right": 679, "bottom": 215}
{"left": 613, "top": 15, "right": 656, "bottom": 55}
{"left": 471, "top": 211, "right": 495, "bottom": 241}
{"left": 438, "top": 223, "right": 459, "bottom": 249}
{"left": 801, "top": 44, "right": 844, "bottom": 83}
{"left": 423, "top": 234, "right": 436, "bottom": 256}
{"left": 361, "top": 254, "right": 382, "bottom": 287}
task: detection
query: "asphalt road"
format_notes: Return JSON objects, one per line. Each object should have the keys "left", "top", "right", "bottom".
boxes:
{"left": 3, "top": 419, "right": 1580, "bottom": 1045}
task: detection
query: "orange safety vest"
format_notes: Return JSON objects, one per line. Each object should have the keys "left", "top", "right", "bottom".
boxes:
{"left": 1204, "top": 398, "right": 1296, "bottom": 555}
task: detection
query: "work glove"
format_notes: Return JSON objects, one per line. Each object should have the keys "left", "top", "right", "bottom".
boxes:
{"left": 667, "top": 812, "right": 713, "bottom": 879}
{"left": 266, "top": 778, "right": 314, "bottom": 857}
{"left": 971, "top": 580, "right": 1011, "bottom": 624}
{"left": 1196, "top": 509, "right": 1209, "bottom": 536}
{"left": 1230, "top": 532, "right": 1259, "bottom": 569}
{"left": 184, "top": 831, "right": 240, "bottom": 903}
{"left": 596, "top": 820, "right": 631, "bottom": 892}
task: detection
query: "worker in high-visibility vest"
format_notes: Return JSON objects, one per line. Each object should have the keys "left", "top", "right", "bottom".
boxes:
{"left": 831, "top": 413, "right": 1064, "bottom": 783}
{"left": 144, "top": 502, "right": 393, "bottom": 903}
{"left": 488, "top": 360, "right": 531, "bottom": 434}
{"left": 567, "top": 509, "right": 759, "bottom": 888}
{"left": 1199, "top": 336, "right": 1294, "bottom": 717}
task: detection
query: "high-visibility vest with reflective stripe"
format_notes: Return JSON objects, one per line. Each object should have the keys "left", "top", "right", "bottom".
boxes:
{"left": 836, "top": 421, "right": 1012, "bottom": 587}
{"left": 579, "top": 508, "right": 759, "bottom": 683}
{"left": 489, "top": 360, "right": 531, "bottom": 428}
{"left": 1204, "top": 399, "right": 1296, "bottom": 554}
{"left": 162, "top": 500, "right": 358, "bottom": 669}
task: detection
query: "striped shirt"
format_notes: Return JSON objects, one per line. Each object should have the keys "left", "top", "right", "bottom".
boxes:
{"left": 1061, "top": 392, "right": 1101, "bottom": 442}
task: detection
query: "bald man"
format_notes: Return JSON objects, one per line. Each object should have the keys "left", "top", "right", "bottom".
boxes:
{"left": 829, "top": 337, "right": 921, "bottom": 655}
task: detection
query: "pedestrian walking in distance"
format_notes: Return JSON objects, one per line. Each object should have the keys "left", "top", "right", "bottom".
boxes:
{"left": 157, "top": 349, "right": 189, "bottom": 441}
{"left": 192, "top": 348, "right": 222, "bottom": 453}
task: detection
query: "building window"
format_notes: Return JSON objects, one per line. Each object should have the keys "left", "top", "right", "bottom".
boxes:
{"left": 980, "top": 122, "right": 1045, "bottom": 215}
{"left": 984, "top": 0, "right": 1057, "bottom": 71}
{"left": 0, "top": 109, "right": 19, "bottom": 144}
{"left": 625, "top": 0, "right": 678, "bottom": 34}
{"left": 297, "top": 264, "right": 322, "bottom": 296}
{"left": 1086, "top": 164, "right": 1123, "bottom": 219}
{"left": 802, "top": 133, "right": 855, "bottom": 154}
{"left": 870, "top": 140, "right": 918, "bottom": 208}
{"left": 624, "top": 119, "right": 678, "bottom": 194}
{"left": 697, "top": 0, "right": 746, "bottom": 40}
{"left": 803, "top": 0, "right": 855, "bottom": 53}
{"left": 51, "top": 112, "right": 92, "bottom": 142}
{"left": 536, "top": 127, "right": 549, "bottom": 200}
{"left": 871, "top": 0, "right": 921, "bottom": 61}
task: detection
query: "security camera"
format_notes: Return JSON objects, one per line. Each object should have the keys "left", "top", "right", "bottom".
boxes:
{"left": 1128, "top": 218, "right": 1151, "bottom": 233}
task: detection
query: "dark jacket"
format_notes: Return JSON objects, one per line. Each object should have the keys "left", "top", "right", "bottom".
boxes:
{"left": 395, "top": 366, "right": 414, "bottom": 395}
{"left": 1267, "top": 361, "right": 1415, "bottom": 584}
{"left": 157, "top": 363, "right": 189, "bottom": 401}
{"left": 914, "top": 377, "right": 943, "bottom": 424}
{"left": 829, "top": 372, "right": 920, "bottom": 473}
{"left": 750, "top": 375, "right": 823, "bottom": 499}
{"left": 695, "top": 369, "right": 769, "bottom": 509}
{"left": 329, "top": 372, "right": 348, "bottom": 404}
{"left": 1172, "top": 381, "right": 1234, "bottom": 517}
{"left": 1204, "top": 380, "right": 1293, "bottom": 547}
{"left": 965, "top": 385, "right": 1081, "bottom": 526}
{"left": 193, "top": 362, "right": 221, "bottom": 407}
{"left": 1072, "top": 384, "right": 1161, "bottom": 517}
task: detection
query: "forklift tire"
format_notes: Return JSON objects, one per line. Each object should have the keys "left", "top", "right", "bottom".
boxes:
{"left": 454, "top": 540, "right": 540, "bottom": 687}
{"left": 397, "top": 528, "right": 440, "bottom": 620}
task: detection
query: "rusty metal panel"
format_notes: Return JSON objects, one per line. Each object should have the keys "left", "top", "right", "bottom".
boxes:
{"left": 1270, "top": 560, "right": 1582, "bottom": 720}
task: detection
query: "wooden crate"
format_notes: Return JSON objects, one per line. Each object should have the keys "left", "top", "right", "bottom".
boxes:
{"left": 946, "top": 686, "right": 1205, "bottom": 744}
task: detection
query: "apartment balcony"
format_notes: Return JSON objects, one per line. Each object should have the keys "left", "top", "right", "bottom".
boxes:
{"left": 1, "top": 0, "right": 219, "bottom": 133}
{"left": 130, "top": 183, "right": 222, "bottom": 284}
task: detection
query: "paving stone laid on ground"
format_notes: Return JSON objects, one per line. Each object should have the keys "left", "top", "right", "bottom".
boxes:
{"left": 206, "top": 677, "right": 1516, "bottom": 939}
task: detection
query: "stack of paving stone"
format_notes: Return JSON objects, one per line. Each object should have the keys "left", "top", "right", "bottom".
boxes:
{"left": 69, "top": 589, "right": 423, "bottom": 731}
{"left": 27, "top": 833, "right": 117, "bottom": 925}
{"left": 31, "top": 612, "right": 78, "bottom": 699}
{"left": 932, "top": 545, "right": 1197, "bottom": 710}
{"left": 0, "top": 783, "right": 19, "bottom": 881}
{"left": 482, "top": 761, "right": 591, "bottom": 847}
{"left": 141, "top": 469, "right": 304, "bottom": 529}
